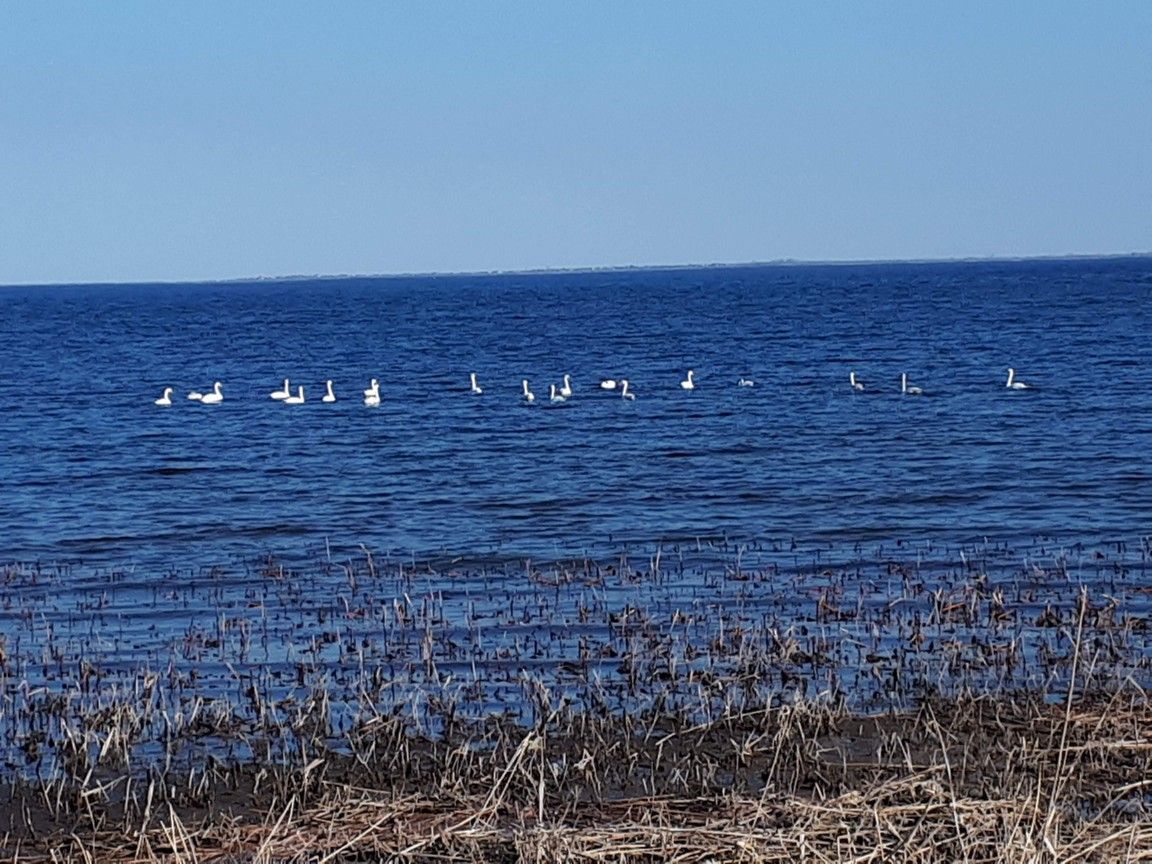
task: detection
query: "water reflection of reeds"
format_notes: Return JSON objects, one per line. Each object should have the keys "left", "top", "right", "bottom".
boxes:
{"left": 1, "top": 537, "right": 1151, "bottom": 859}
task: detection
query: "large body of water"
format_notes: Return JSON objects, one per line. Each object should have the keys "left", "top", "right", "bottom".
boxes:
{"left": 2, "top": 257, "right": 1151, "bottom": 569}
{"left": 3, "top": 257, "right": 1152, "bottom": 777}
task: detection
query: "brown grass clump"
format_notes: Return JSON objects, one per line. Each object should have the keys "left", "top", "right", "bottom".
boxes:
{"left": 3, "top": 544, "right": 1152, "bottom": 861}
{"left": 7, "top": 688, "right": 1152, "bottom": 863}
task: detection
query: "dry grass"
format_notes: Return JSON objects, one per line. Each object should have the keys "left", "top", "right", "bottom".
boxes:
{"left": 57, "top": 786, "right": 1152, "bottom": 864}
{"left": 3, "top": 546, "right": 1152, "bottom": 862}
{"left": 7, "top": 688, "right": 1152, "bottom": 863}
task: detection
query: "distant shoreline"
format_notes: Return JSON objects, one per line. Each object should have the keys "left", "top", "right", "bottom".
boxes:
{"left": 3, "top": 250, "right": 1150, "bottom": 290}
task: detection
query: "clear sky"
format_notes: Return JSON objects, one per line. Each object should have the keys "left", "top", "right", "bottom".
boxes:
{"left": 1, "top": 2, "right": 1149, "bottom": 284}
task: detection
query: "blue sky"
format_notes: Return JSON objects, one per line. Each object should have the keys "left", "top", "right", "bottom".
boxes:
{"left": 1, "top": 2, "right": 1149, "bottom": 284}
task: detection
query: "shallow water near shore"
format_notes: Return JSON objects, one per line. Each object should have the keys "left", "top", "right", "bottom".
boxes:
{"left": 2, "top": 257, "right": 1152, "bottom": 781}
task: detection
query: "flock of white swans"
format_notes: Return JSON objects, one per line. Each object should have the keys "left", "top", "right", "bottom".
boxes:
{"left": 154, "top": 368, "right": 1033, "bottom": 406}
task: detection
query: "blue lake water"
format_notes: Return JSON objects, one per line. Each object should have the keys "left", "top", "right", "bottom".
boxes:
{"left": 2, "top": 257, "right": 1151, "bottom": 570}
{"left": 3, "top": 257, "right": 1152, "bottom": 772}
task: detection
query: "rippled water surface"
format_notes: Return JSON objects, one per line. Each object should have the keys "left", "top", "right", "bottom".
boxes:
{"left": 3, "top": 258, "right": 1152, "bottom": 776}
{"left": 2, "top": 257, "right": 1151, "bottom": 568}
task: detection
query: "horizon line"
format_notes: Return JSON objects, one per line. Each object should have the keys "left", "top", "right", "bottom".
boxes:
{"left": 3, "top": 250, "right": 1150, "bottom": 290}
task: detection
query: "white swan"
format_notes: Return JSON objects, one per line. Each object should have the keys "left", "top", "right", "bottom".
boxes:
{"left": 270, "top": 379, "right": 290, "bottom": 400}
{"left": 322, "top": 380, "right": 336, "bottom": 403}
{"left": 285, "top": 386, "right": 305, "bottom": 405}
{"left": 550, "top": 383, "right": 566, "bottom": 403}
{"left": 363, "top": 379, "right": 380, "bottom": 406}
{"left": 155, "top": 387, "right": 173, "bottom": 406}
{"left": 600, "top": 379, "right": 618, "bottom": 390}
{"left": 1006, "top": 368, "right": 1030, "bottom": 390}
{"left": 620, "top": 379, "right": 636, "bottom": 400}
{"left": 901, "top": 373, "right": 924, "bottom": 396}
{"left": 522, "top": 379, "right": 535, "bottom": 403}
{"left": 469, "top": 372, "right": 483, "bottom": 395}
{"left": 560, "top": 374, "right": 572, "bottom": 397}
{"left": 200, "top": 382, "right": 223, "bottom": 404}
{"left": 187, "top": 389, "right": 203, "bottom": 401}
{"left": 849, "top": 371, "right": 865, "bottom": 392}
{"left": 737, "top": 378, "right": 755, "bottom": 387}
{"left": 680, "top": 370, "right": 695, "bottom": 390}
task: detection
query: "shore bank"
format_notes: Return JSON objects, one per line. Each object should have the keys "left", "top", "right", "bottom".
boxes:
{"left": 2, "top": 686, "right": 1150, "bottom": 862}
{"left": 3, "top": 542, "right": 1151, "bottom": 860}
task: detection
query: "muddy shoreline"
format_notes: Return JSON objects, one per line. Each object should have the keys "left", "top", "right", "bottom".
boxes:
{"left": 3, "top": 542, "right": 1152, "bottom": 860}
{"left": 3, "top": 684, "right": 1151, "bottom": 862}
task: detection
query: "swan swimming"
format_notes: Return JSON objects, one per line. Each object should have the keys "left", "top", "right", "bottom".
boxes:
{"left": 1006, "top": 368, "right": 1031, "bottom": 390}
{"left": 322, "top": 380, "right": 336, "bottom": 403}
{"left": 550, "top": 383, "right": 566, "bottom": 403}
{"left": 199, "top": 382, "right": 224, "bottom": 405}
{"left": 155, "top": 387, "right": 173, "bottom": 406}
{"left": 849, "top": 371, "right": 865, "bottom": 392}
{"left": 270, "top": 379, "right": 290, "bottom": 400}
{"left": 560, "top": 374, "right": 572, "bottom": 398}
{"left": 600, "top": 379, "right": 618, "bottom": 390}
{"left": 681, "top": 370, "right": 695, "bottom": 390}
{"left": 901, "top": 373, "right": 924, "bottom": 396}
{"left": 522, "top": 379, "right": 535, "bottom": 403}
{"left": 738, "top": 378, "right": 755, "bottom": 387}
{"left": 363, "top": 379, "right": 380, "bottom": 406}
{"left": 469, "top": 372, "right": 483, "bottom": 395}
{"left": 620, "top": 379, "right": 636, "bottom": 400}
{"left": 285, "top": 386, "right": 305, "bottom": 405}
{"left": 187, "top": 389, "right": 204, "bottom": 401}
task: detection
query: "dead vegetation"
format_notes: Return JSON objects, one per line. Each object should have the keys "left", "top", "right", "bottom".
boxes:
{"left": 1, "top": 539, "right": 1151, "bottom": 861}
{"left": 8, "top": 688, "right": 1152, "bottom": 863}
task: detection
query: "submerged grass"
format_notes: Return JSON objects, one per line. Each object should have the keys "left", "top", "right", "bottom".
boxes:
{"left": 9, "top": 689, "right": 1152, "bottom": 862}
{"left": 1, "top": 539, "right": 1151, "bottom": 861}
